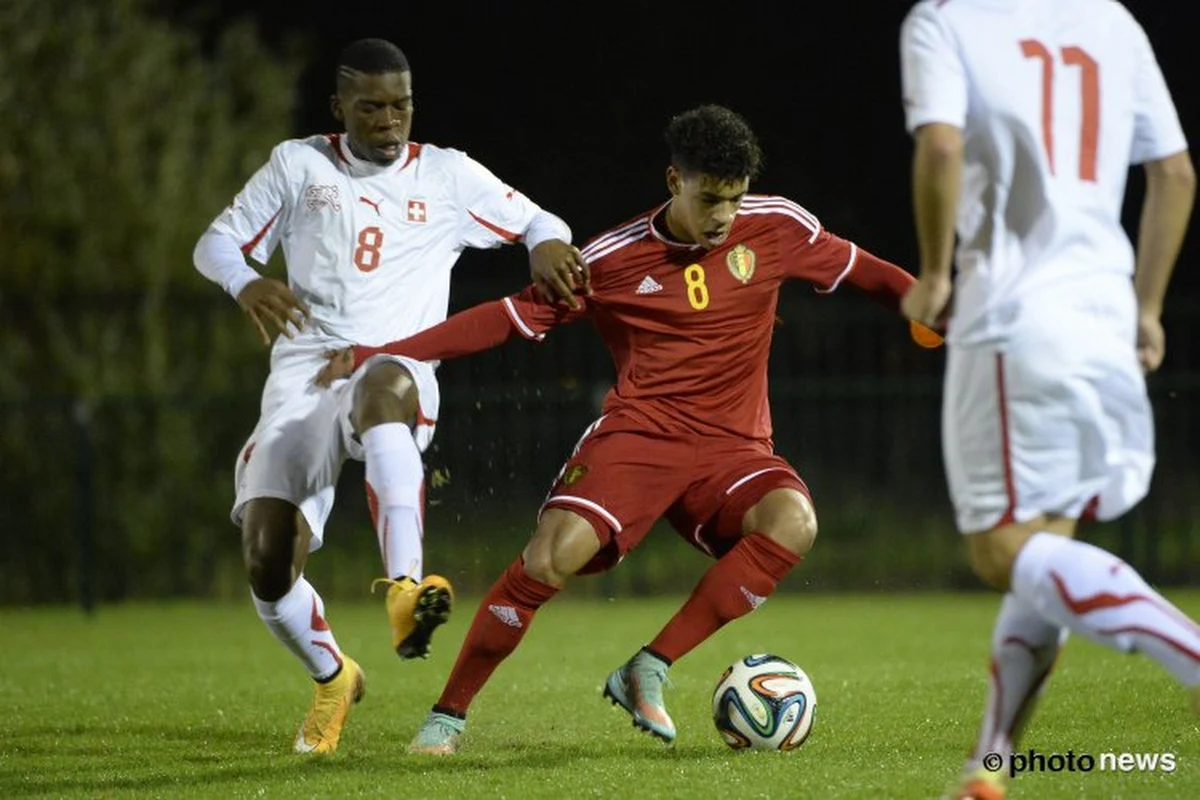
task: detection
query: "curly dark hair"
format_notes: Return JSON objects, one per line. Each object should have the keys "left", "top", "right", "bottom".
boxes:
{"left": 664, "top": 104, "right": 763, "bottom": 181}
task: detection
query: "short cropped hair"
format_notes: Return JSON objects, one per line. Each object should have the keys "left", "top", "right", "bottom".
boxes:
{"left": 664, "top": 104, "right": 763, "bottom": 182}
{"left": 336, "top": 39, "right": 410, "bottom": 85}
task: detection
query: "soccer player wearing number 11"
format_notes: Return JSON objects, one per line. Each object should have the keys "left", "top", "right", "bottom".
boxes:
{"left": 319, "top": 104, "right": 933, "bottom": 753}
{"left": 900, "top": 2, "right": 1197, "bottom": 799}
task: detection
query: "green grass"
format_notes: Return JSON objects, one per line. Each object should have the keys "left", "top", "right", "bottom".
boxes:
{"left": 2, "top": 591, "right": 1198, "bottom": 799}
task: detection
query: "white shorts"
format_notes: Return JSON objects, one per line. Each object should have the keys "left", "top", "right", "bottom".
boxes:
{"left": 232, "top": 335, "right": 439, "bottom": 548}
{"left": 942, "top": 303, "right": 1154, "bottom": 534}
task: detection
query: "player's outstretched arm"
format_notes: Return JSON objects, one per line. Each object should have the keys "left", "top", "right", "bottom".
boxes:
{"left": 314, "top": 287, "right": 584, "bottom": 387}
{"left": 1134, "top": 150, "right": 1196, "bottom": 372}
{"left": 785, "top": 211, "right": 943, "bottom": 347}
{"left": 841, "top": 249, "right": 915, "bottom": 311}
{"left": 842, "top": 248, "right": 944, "bottom": 349}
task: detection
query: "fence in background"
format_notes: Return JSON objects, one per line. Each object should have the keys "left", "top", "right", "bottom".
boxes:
{"left": 2, "top": 293, "right": 1197, "bottom": 606}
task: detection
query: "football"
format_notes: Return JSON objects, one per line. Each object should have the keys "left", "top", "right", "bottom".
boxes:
{"left": 712, "top": 654, "right": 816, "bottom": 751}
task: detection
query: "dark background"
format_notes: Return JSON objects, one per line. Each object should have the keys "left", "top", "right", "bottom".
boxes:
{"left": 183, "top": 0, "right": 1198, "bottom": 295}
{"left": 3, "top": 1, "right": 1196, "bottom": 605}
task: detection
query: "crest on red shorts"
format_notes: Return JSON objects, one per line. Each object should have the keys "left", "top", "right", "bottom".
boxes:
{"left": 726, "top": 243, "right": 756, "bottom": 283}
{"left": 562, "top": 464, "right": 588, "bottom": 486}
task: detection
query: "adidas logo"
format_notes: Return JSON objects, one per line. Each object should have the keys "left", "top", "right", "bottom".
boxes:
{"left": 740, "top": 586, "right": 767, "bottom": 609}
{"left": 488, "top": 604, "right": 522, "bottom": 628}
{"left": 635, "top": 275, "right": 664, "bottom": 295}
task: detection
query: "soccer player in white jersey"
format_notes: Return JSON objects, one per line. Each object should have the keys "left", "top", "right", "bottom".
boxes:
{"left": 193, "top": 38, "right": 587, "bottom": 755}
{"left": 899, "top": 2, "right": 1197, "bottom": 798}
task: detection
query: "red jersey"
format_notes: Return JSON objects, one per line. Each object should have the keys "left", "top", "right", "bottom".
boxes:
{"left": 498, "top": 195, "right": 908, "bottom": 440}
{"left": 357, "top": 194, "right": 913, "bottom": 440}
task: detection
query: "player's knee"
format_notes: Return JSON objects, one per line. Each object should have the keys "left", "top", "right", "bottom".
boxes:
{"left": 966, "top": 526, "right": 1030, "bottom": 591}
{"left": 521, "top": 510, "right": 602, "bottom": 587}
{"left": 242, "top": 531, "right": 293, "bottom": 600}
{"left": 352, "top": 361, "right": 418, "bottom": 432}
{"left": 775, "top": 509, "right": 818, "bottom": 558}
{"left": 968, "top": 546, "right": 1013, "bottom": 591}
{"left": 241, "top": 501, "right": 299, "bottom": 600}
{"left": 748, "top": 489, "right": 818, "bottom": 558}
{"left": 519, "top": 548, "right": 558, "bottom": 587}
{"left": 521, "top": 540, "right": 579, "bottom": 588}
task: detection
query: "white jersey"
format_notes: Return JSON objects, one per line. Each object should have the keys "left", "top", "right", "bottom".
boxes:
{"left": 208, "top": 134, "right": 568, "bottom": 347}
{"left": 901, "top": 0, "right": 1187, "bottom": 345}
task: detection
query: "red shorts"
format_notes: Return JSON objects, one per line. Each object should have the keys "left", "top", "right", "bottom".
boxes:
{"left": 541, "top": 417, "right": 811, "bottom": 574}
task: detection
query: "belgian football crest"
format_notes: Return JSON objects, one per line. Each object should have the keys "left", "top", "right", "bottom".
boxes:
{"left": 726, "top": 244, "right": 756, "bottom": 283}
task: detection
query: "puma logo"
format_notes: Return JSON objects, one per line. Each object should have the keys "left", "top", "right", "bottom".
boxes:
{"left": 359, "top": 196, "right": 383, "bottom": 215}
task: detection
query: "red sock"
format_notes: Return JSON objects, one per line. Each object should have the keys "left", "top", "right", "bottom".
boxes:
{"left": 434, "top": 559, "right": 558, "bottom": 716}
{"left": 648, "top": 532, "right": 799, "bottom": 663}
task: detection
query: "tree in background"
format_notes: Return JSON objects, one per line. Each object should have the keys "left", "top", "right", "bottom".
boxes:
{"left": 0, "top": 0, "right": 304, "bottom": 602}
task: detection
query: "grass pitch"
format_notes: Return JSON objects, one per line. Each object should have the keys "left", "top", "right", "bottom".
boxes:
{"left": 2, "top": 591, "right": 1197, "bottom": 799}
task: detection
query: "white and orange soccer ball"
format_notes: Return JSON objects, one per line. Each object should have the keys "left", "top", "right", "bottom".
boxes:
{"left": 712, "top": 654, "right": 816, "bottom": 751}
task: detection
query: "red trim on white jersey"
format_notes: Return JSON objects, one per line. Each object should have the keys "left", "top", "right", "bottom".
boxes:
{"left": 401, "top": 142, "right": 422, "bottom": 170}
{"left": 469, "top": 210, "right": 521, "bottom": 242}
{"left": 325, "top": 134, "right": 420, "bottom": 170}
{"left": 240, "top": 208, "right": 282, "bottom": 255}
{"left": 326, "top": 133, "right": 351, "bottom": 165}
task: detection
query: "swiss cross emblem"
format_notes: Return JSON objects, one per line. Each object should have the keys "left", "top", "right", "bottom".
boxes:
{"left": 407, "top": 199, "right": 427, "bottom": 223}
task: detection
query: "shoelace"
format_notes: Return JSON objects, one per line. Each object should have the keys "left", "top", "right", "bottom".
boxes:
{"left": 631, "top": 659, "right": 672, "bottom": 705}
{"left": 372, "top": 577, "right": 414, "bottom": 595}
{"left": 420, "top": 716, "right": 462, "bottom": 742}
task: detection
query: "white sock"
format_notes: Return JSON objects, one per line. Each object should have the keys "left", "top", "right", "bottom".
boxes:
{"left": 1013, "top": 532, "right": 1200, "bottom": 687}
{"left": 252, "top": 577, "right": 343, "bottom": 681}
{"left": 363, "top": 422, "right": 424, "bottom": 582}
{"left": 969, "top": 593, "right": 1066, "bottom": 767}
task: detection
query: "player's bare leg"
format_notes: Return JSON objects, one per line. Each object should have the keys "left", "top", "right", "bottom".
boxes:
{"left": 242, "top": 498, "right": 364, "bottom": 754}
{"left": 352, "top": 361, "right": 453, "bottom": 660}
{"left": 607, "top": 488, "right": 816, "bottom": 743}
{"left": 952, "top": 514, "right": 1200, "bottom": 798}
{"left": 410, "top": 508, "right": 601, "bottom": 754}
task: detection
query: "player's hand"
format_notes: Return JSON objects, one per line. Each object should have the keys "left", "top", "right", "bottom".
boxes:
{"left": 315, "top": 347, "right": 356, "bottom": 388}
{"left": 530, "top": 240, "right": 590, "bottom": 310}
{"left": 237, "top": 278, "right": 310, "bottom": 346}
{"left": 900, "top": 275, "right": 952, "bottom": 328}
{"left": 1136, "top": 314, "right": 1165, "bottom": 373}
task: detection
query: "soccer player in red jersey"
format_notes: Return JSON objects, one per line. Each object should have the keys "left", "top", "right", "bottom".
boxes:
{"left": 318, "top": 104, "right": 930, "bottom": 753}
